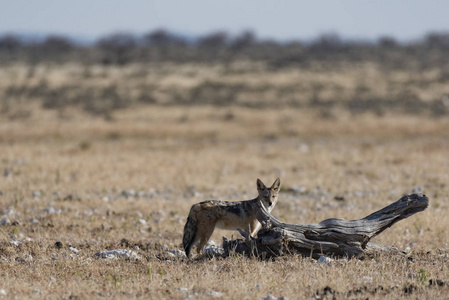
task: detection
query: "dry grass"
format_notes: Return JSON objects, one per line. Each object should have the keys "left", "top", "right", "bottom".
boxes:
{"left": 1, "top": 83, "right": 449, "bottom": 298}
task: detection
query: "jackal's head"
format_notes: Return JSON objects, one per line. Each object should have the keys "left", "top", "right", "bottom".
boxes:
{"left": 257, "top": 178, "right": 281, "bottom": 208}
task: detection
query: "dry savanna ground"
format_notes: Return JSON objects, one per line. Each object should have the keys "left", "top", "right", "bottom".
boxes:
{"left": 1, "top": 62, "right": 449, "bottom": 299}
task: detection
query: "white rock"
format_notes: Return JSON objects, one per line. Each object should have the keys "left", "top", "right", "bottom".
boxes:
{"left": 1, "top": 208, "right": 15, "bottom": 216}
{"left": 0, "top": 289, "right": 6, "bottom": 295}
{"left": 164, "top": 249, "right": 186, "bottom": 258}
{"left": 10, "top": 240, "right": 20, "bottom": 246}
{"left": 206, "top": 291, "right": 223, "bottom": 297}
{"left": 152, "top": 210, "right": 166, "bottom": 216}
{"left": 317, "top": 255, "right": 333, "bottom": 264}
{"left": 178, "top": 287, "right": 188, "bottom": 293}
{"left": 44, "top": 207, "right": 61, "bottom": 214}
{"left": 69, "top": 247, "right": 80, "bottom": 254}
{"left": 362, "top": 276, "right": 373, "bottom": 281}
{"left": 122, "top": 189, "right": 136, "bottom": 198}
{"left": 32, "top": 191, "right": 41, "bottom": 197}
{"left": 411, "top": 186, "right": 423, "bottom": 194}
{"left": 0, "top": 218, "right": 10, "bottom": 225}
{"left": 203, "top": 245, "right": 224, "bottom": 257}
{"left": 29, "top": 218, "right": 40, "bottom": 223}
{"left": 94, "top": 249, "right": 140, "bottom": 260}
{"left": 298, "top": 144, "right": 309, "bottom": 153}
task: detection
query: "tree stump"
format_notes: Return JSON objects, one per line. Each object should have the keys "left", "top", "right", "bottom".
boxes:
{"left": 223, "top": 193, "right": 429, "bottom": 259}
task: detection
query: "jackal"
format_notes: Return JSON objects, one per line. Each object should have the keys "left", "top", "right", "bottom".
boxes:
{"left": 182, "top": 178, "right": 281, "bottom": 258}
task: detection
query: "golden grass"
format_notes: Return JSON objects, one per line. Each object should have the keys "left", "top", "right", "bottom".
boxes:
{"left": 1, "top": 99, "right": 449, "bottom": 297}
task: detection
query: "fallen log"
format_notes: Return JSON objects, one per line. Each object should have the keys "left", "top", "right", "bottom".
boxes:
{"left": 223, "top": 193, "right": 429, "bottom": 259}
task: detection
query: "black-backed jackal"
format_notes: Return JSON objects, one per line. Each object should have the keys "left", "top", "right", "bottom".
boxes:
{"left": 182, "top": 178, "right": 281, "bottom": 258}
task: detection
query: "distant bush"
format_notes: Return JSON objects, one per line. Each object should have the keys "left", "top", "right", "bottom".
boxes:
{"left": 1, "top": 30, "right": 449, "bottom": 68}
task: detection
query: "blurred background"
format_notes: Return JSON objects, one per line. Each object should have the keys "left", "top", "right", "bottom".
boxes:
{"left": 1, "top": 1, "right": 449, "bottom": 119}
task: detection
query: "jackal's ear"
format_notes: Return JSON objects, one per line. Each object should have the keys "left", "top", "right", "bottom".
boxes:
{"left": 271, "top": 178, "right": 281, "bottom": 191}
{"left": 257, "top": 178, "right": 266, "bottom": 191}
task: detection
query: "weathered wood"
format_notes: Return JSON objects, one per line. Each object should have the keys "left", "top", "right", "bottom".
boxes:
{"left": 223, "top": 193, "right": 429, "bottom": 258}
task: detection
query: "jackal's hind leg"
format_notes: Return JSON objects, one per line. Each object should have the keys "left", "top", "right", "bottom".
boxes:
{"left": 196, "top": 225, "right": 216, "bottom": 255}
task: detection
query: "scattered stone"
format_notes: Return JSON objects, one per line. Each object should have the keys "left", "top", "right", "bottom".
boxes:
{"left": 1, "top": 208, "right": 15, "bottom": 216}
{"left": 184, "top": 185, "right": 201, "bottom": 198}
{"left": 0, "top": 289, "right": 6, "bottom": 296}
{"left": 29, "top": 218, "right": 40, "bottom": 224}
{"left": 353, "top": 190, "right": 364, "bottom": 198}
{"left": 298, "top": 144, "right": 309, "bottom": 153}
{"left": 94, "top": 249, "right": 140, "bottom": 260}
{"left": 152, "top": 210, "right": 166, "bottom": 217}
{"left": 206, "top": 291, "right": 223, "bottom": 298}
{"left": 64, "top": 193, "right": 81, "bottom": 201}
{"left": 1, "top": 218, "right": 10, "bottom": 225}
{"left": 164, "top": 249, "right": 186, "bottom": 258}
{"left": 44, "top": 207, "right": 62, "bottom": 214}
{"left": 32, "top": 289, "right": 41, "bottom": 294}
{"left": 178, "top": 287, "right": 188, "bottom": 293}
{"left": 15, "top": 257, "right": 25, "bottom": 263}
{"left": 411, "top": 186, "right": 423, "bottom": 194}
{"left": 10, "top": 240, "right": 20, "bottom": 246}
{"left": 418, "top": 229, "right": 424, "bottom": 235}
{"left": 203, "top": 244, "right": 224, "bottom": 257}
{"left": 32, "top": 191, "right": 41, "bottom": 197}
{"left": 121, "top": 189, "right": 136, "bottom": 198}
{"left": 151, "top": 210, "right": 166, "bottom": 224}
{"left": 404, "top": 229, "right": 409, "bottom": 235}
{"left": 317, "top": 255, "right": 333, "bottom": 264}
{"left": 263, "top": 294, "right": 288, "bottom": 300}
{"left": 69, "top": 247, "right": 80, "bottom": 254}
{"left": 362, "top": 276, "right": 373, "bottom": 281}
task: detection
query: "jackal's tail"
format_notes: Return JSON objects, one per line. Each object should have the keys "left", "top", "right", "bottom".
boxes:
{"left": 182, "top": 208, "right": 197, "bottom": 258}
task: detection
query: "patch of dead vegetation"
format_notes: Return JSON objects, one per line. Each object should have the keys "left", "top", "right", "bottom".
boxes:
{"left": 0, "top": 103, "right": 448, "bottom": 298}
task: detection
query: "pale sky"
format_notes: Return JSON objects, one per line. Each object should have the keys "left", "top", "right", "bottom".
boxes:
{"left": 1, "top": 1, "right": 448, "bottom": 41}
